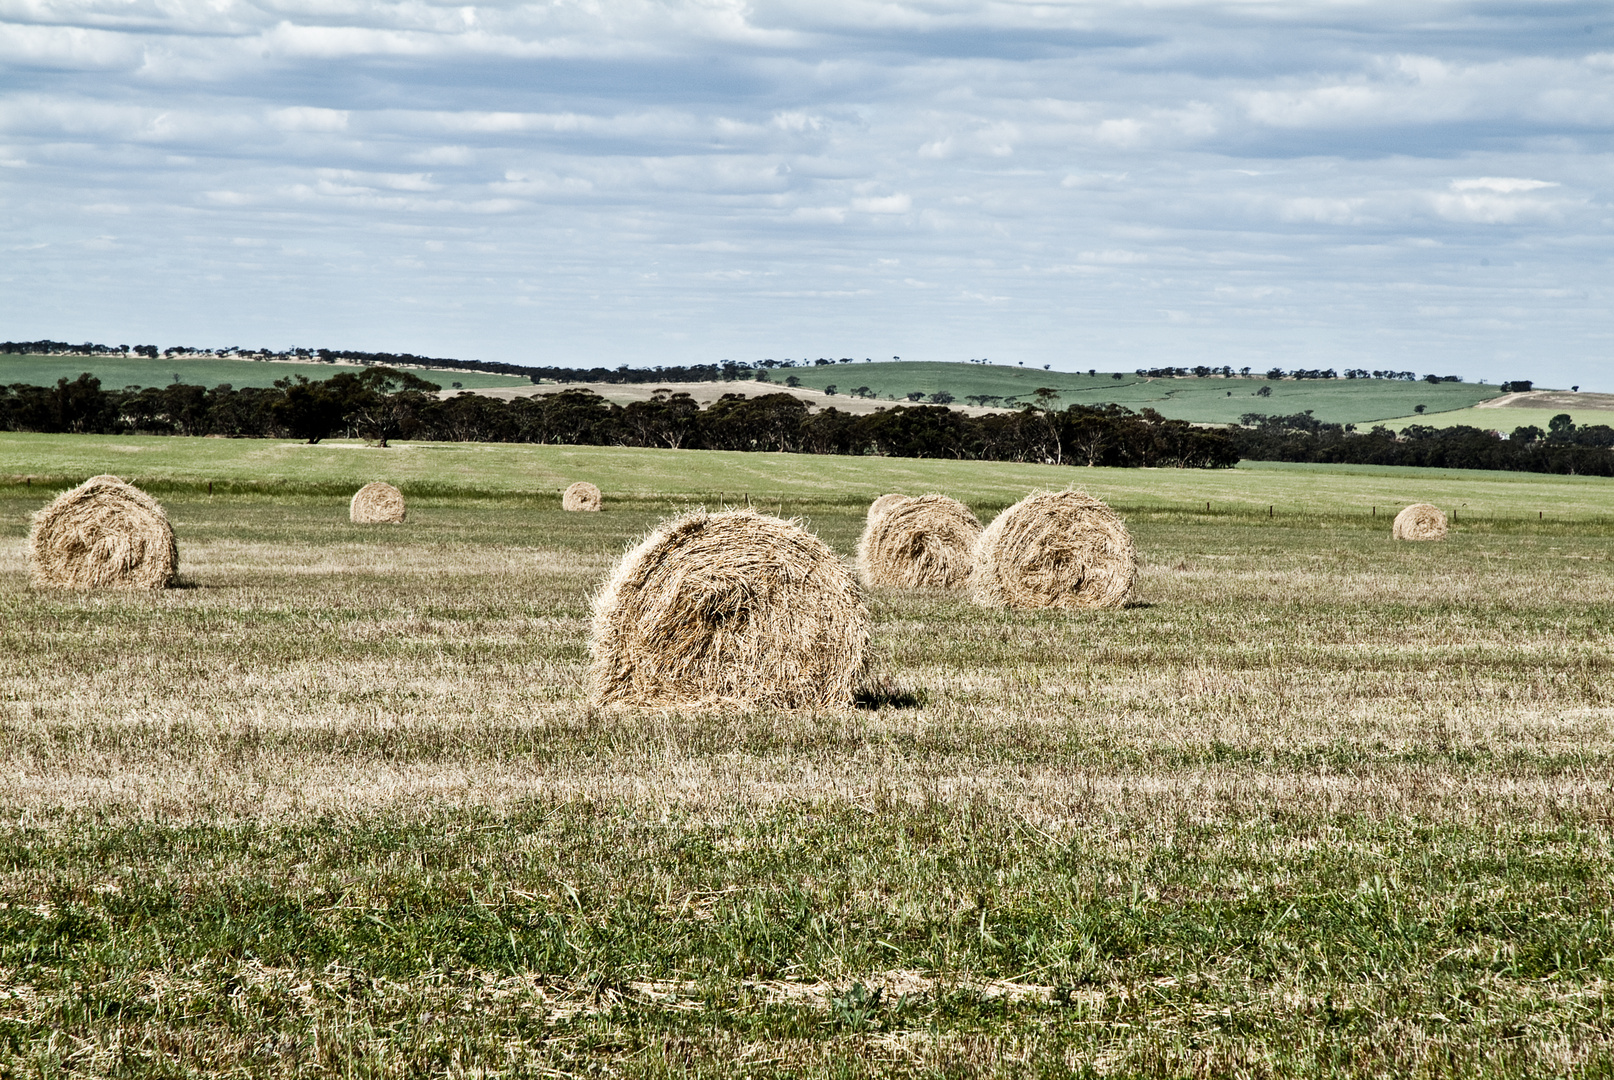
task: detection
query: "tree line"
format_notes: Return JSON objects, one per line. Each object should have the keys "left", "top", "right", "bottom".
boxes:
{"left": 1135, "top": 365, "right": 1467, "bottom": 382}
{"left": 1228, "top": 412, "right": 1614, "bottom": 476}
{"left": 0, "top": 371, "right": 1237, "bottom": 468}
{"left": 7, "top": 369, "right": 1608, "bottom": 475}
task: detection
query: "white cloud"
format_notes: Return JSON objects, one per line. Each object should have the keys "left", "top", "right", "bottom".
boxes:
{"left": 1078, "top": 250, "right": 1149, "bottom": 264}
{"left": 316, "top": 168, "right": 439, "bottom": 192}
{"left": 410, "top": 144, "right": 473, "bottom": 165}
{"left": 1429, "top": 192, "right": 1561, "bottom": 225}
{"left": 1451, "top": 177, "right": 1557, "bottom": 194}
{"left": 0, "top": 21, "right": 144, "bottom": 68}
{"left": 1277, "top": 197, "right": 1372, "bottom": 225}
{"left": 791, "top": 207, "right": 846, "bottom": 223}
{"left": 851, "top": 193, "right": 910, "bottom": 213}
{"left": 488, "top": 172, "right": 593, "bottom": 196}
{"left": 270, "top": 107, "right": 348, "bottom": 132}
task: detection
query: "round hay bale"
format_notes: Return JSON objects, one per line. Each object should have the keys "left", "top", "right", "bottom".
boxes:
{"left": 589, "top": 508, "right": 869, "bottom": 709}
{"left": 866, "top": 493, "right": 909, "bottom": 522}
{"left": 350, "top": 481, "right": 406, "bottom": 524}
{"left": 563, "top": 481, "right": 602, "bottom": 512}
{"left": 28, "top": 475, "right": 177, "bottom": 589}
{"left": 1392, "top": 502, "right": 1447, "bottom": 541}
{"left": 971, "top": 490, "right": 1135, "bottom": 610}
{"left": 857, "top": 493, "right": 982, "bottom": 590}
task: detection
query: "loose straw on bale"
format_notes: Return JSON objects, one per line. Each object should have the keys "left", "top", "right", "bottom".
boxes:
{"left": 350, "top": 481, "right": 406, "bottom": 523}
{"left": 866, "top": 493, "right": 909, "bottom": 523}
{"left": 28, "top": 475, "right": 177, "bottom": 589}
{"left": 857, "top": 493, "right": 982, "bottom": 590}
{"left": 1392, "top": 503, "right": 1448, "bottom": 541}
{"left": 589, "top": 508, "right": 869, "bottom": 709}
{"left": 563, "top": 481, "right": 602, "bottom": 512}
{"left": 972, "top": 490, "right": 1136, "bottom": 610}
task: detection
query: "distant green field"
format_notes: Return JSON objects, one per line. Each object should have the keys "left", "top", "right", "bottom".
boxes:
{"left": 776, "top": 361, "right": 1501, "bottom": 424}
{"left": 1379, "top": 405, "right": 1614, "bottom": 434}
{"left": 2, "top": 432, "right": 1610, "bottom": 521}
{"left": 0, "top": 354, "right": 527, "bottom": 391}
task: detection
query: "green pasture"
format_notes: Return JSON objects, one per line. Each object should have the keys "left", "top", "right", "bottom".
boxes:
{"left": 3, "top": 431, "right": 1612, "bottom": 523}
{"left": 777, "top": 360, "right": 1501, "bottom": 424}
{"left": 0, "top": 457, "right": 1611, "bottom": 1075}
{"left": 0, "top": 353, "right": 527, "bottom": 391}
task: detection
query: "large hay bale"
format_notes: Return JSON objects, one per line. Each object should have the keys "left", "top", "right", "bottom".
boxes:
{"left": 589, "top": 508, "right": 869, "bottom": 709}
{"left": 350, "top": 481, "right": 406, "bottom": 523}
{"left": 866, "top": 493, "right": 909, "bottom": 522}
{"left": 563, "top": 481, "right": 602, "bottom": 512}
{"left": 28, "top": 475, "right": 177, "bottom": 589}
{"left": 1392, "top": 502, "right": 1448, "bottom": 541}
{"left": 857, "top": 493, "right": 982, "bottom": 590}
{"left": 971, "top": 490, "right": 1135, "bottom": 610}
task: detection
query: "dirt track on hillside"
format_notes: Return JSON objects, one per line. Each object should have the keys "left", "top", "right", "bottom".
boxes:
{"left": 1476, "top": 390, "right": 1614, "bottom": 412}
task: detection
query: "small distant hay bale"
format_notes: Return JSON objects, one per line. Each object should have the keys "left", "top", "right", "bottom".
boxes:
{"left": 350, "top": 481, "right": 406, "bottom": 524}
{"left": 857, "top": 493, "right": 982, "bottom": 590}
{"left": 972, "top": 490, "right": 1136, "bottom": 610}
{"left": 1393, "top": 503, "right": 1448, "bottom": 541}
{"left": 28, "top": 475, "right": 177, "bottom": 589}
{"left": 563, "top": 481, "right": 602, "bottom": 512}
{"left": 589, "top": 508, "right": 869, "bottom": 709}
{"left": 866, "top": 493, "right": 909, "bottom": 522}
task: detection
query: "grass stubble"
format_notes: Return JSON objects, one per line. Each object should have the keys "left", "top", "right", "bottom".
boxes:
{"left": 0, "top": 486, "right": 1610, "bottom": 1076}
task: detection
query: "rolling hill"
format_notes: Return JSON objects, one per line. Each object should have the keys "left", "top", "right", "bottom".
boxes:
{"left": 757, "top": 361, "right": 1500, "bottom": 425}
{"left": 0, "top": 353, "right": 1538, "bottom": 428}
{"left": 0, "top": 354, "right": 528, "bottom": 391}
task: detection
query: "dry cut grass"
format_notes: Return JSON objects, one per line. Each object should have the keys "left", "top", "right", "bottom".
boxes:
{"left": 0, "top": 487, "right": 1610, "bottom": 1076}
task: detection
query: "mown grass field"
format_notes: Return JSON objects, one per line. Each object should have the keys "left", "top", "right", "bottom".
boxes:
{"left": 0, "top": 354, "right": 528, "bottom": 391}
{"left": 0, "top": 441, "right": 1611, "bottom": 1076}
{"left": 6, "top": 432, "right": 1614, "bottom": 522}
{"left": 775, "top": 362, "right": 1501, "bottom": 425}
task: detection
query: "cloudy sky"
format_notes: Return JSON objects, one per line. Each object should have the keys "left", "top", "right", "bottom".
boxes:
{"left": 1, "top": 0, "right": 1610, "bottom": 385}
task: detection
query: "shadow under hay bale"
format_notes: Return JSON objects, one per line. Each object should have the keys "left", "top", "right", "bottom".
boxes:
{"left": 1393, "top": 503, "right": 1448, "bottom": 541}
{"left": 972, "top": 490, "right": 1136, "bottom": 610}
{"left": 563, "top": 481, "right": 602, "bottom": 512}
{"left": 350, "top": 481, "right": 406, "bottom": 524}
{"left": 857, "top": 493, "right": 982, "bottom": 590}
{"left": 589, "top": 508, "right": 869, "bottom": 709}
{"left": 28, "top": 475, "right": 178, "bottom": 589}
{"left": 853, "top": 677, "right": 926, "bottom": 710}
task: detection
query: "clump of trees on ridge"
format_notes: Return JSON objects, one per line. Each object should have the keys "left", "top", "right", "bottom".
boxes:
{"left": 1227, "top": 411, "right": 1614, "bottom": 476}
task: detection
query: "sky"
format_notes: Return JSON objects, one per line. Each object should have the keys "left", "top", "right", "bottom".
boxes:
{"left": 1, "top": 0, "right": 1611, "bottom": 387}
